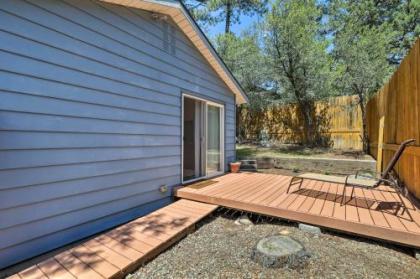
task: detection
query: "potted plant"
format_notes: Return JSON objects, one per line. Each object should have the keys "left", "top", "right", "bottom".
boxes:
{"left": 230, "top": 161, "right": 241, "bottom": 173}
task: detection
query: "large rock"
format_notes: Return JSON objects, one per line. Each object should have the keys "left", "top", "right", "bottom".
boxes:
{"left": 234, "top": 215, "right": 254, "bottom": 226}
{"left": 251, "top": 235, "right": 310, "bottom": 268}
{"left": 298, "top": 223, "right": 322, "bottom": 235}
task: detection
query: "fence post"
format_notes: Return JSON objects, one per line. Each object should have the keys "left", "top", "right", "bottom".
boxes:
{"left": 376, "top": 116, "right": 385, "bottom": 173}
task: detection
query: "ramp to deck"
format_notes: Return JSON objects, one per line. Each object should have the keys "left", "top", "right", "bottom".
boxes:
{"left": 5, "top": 199, "right": 218, "bottom": 279}
{"left": 176, "top": 173, "right": 420, "bottom": 248}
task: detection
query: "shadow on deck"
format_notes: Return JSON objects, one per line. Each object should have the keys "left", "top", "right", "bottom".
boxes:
{"left": 4, "top": 200, "right": 218, "bottom": 279}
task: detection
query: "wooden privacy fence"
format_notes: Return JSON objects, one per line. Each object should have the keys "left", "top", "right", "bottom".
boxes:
{"left": 239, "top": 95, "right": 363, "bottom": 150}
{"left": 366, "top": 38, "right": 420, "bottom": 199}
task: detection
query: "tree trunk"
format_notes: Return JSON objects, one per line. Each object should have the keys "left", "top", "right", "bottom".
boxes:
{"left": 359, "top": 101, "right": 370, "bottom": 153}
{"left": 236, "top": 105, "right": 243, "bottom": 142}
{"left": 298, "top": 100, "right": 315, "bottom": 146}
{"left": 225, "top": 1, "right": 232, "bottom": 34}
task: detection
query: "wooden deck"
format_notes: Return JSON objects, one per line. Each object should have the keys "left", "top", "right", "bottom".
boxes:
{"left": 5, "top": 199, "right": 218, "bottom": 279}
{"left": 176, "top": 172, "right": 420, "bottom": 248}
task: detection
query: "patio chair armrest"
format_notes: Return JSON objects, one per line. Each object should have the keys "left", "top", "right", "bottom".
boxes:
{"left": 379, "top": 176, "right": 401, "bottom": 189}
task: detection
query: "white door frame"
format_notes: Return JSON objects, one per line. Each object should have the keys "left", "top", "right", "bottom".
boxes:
{"left": 181, "top": 93, "right": 225, "bottom": 184}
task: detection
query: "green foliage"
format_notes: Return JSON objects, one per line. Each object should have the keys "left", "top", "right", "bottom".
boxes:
{"left": 261, "top": 0, "right": 337, "bottom": 144}
{"left": 328, "top": 0, "right": 419, "bottom": 64}
{"left": 333, "top": 24, "right": 392, "bottom": 104}
{"left": 329, "top": 0, "right": 396, "bottom": 151}
{"left": 182, "top": 0, "right": 419, "bottom": 148}
{"left": 182, "top": 0, "right": 218, "bottom": 31}
{"left": 182, "top": 0, "right": 267, "bottom": 33}
{"left": 263, "top": 0, "right": 336, "bottom": 103}
{"left": 214, "top": 31, "right": 267, "bottom": 92}
{"left": 213, "top": 31, "right": 276, "bottom": 140}
{"left": 391, "top": 0, "right": 420, "bottom": 63}
{"left": 214, "top": 31, "right": 275, "bottom": 113}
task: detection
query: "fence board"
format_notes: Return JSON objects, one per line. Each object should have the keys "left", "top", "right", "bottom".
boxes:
{"left": 239, "top": 95, "right": 363, "bottom": 150}
{"left": 366, "top": 38, "right": 420, "bottom": 199}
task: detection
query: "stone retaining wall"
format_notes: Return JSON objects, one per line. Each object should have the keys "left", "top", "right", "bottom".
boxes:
{"left": 255, "top": 157, "right": 375, "bottom": 175}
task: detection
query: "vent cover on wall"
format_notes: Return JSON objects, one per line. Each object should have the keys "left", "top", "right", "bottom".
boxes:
{"left": 162, "top": 21, "right": 169, "bottom": 52}
{"left": 162, "top": 21, "right": 176, "bottom": 55}
{"left": 170, "top": 25, "right": 176, "bottom": 55}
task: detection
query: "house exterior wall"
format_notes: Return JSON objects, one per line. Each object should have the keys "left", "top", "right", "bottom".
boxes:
{"left": 0, "top": 0, "right": 236, "bottom": 269}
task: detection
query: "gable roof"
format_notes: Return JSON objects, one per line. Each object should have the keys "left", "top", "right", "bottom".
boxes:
{"left": 99, "top": 0, "right": 248, "bottom": 104}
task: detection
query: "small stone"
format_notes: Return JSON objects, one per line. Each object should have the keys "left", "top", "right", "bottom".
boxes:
{"left": 299, "top": 223, "right": 322, "bottom": 235}
{"left": 251, "top": 235, "right": 310, "bottom": 269}
{"left": 415, "top": 250, "right": 420, "bottom": 260}
{"left": 280, "top": 230, "right": 290, "bottom": 235}
{"left": 234, "top": 215, "right": 254, "bottom": 226}
{"left": 245, "top": 226, "right": 253, "bottom": 231}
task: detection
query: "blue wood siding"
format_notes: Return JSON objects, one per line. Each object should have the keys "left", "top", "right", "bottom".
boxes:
{"left": 0, "top": 0, "right": 236, "bottom": 269}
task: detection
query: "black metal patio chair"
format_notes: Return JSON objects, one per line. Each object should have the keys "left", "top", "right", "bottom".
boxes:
{"left": 287, "top": 139, "right": 416, "bottom": 219}
{"left": 340, "top": 139, "right": 416, "bottom": 220}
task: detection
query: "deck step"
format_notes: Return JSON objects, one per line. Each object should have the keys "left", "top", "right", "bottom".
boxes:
{"left": 240, "top": 160, "right": 258, "bottom": 171}
{"left": 5, "top": 200, "right": 218, "bottom": 279}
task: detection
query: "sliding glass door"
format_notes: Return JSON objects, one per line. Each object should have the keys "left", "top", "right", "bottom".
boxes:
{"left": 182, "top": 94, "right": 224, "bottom": 183}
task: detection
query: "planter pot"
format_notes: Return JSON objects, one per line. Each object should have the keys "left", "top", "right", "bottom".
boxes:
{"left": 230, "top": 162, "right": 242, "bottom": 173}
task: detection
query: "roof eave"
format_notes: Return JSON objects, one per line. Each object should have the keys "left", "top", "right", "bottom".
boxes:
{"left": 98, "top": 0, "right": 248, "bottom": 104}
{"left": 177, "top": 1, "right": 248, "bottom": 104}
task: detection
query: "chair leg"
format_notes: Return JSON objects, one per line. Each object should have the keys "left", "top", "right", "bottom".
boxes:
{"left": 341, "top": 175, "right": 351, "bottom": 206}
{"left": 287, "top": 177, "right": 303, "bottom": 194}
{"left": 287, "top": 177, "right": 295, "bottom": 193}
{"left": 342, "top": 186, "right": 355, "bottom": 206}
{"left": 349, "top": 186, "right": 355, "bottom": 204}
{"left": 287, "top": 178, "right": 294, "bottom": 193}
{"left": 341, "top": 185, "right": 346, "bottom": 206}
{"left": 298, "top": 178, "right": 304, "bottom": 191}
{"left": 395, "top": 190, "right": 414, "bottom": 221}
{"left": 387, "top": 178, "right": 414, "bottom": 221}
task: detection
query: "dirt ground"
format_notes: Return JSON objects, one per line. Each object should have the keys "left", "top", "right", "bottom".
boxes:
{"left": 128, "top": 210, "right": 419, "bottom": 279}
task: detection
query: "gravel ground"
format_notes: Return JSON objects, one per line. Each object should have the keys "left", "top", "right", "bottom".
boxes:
{"left": 128, "top": 210, "right": 419, "bottom": 279}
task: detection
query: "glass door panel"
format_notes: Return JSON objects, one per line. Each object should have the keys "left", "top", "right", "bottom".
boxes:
{"left": 206, "top": 104, "right": 222, "bottom": 175}
{"left": 183, "top": 97, "right": 205, "bottom": 181}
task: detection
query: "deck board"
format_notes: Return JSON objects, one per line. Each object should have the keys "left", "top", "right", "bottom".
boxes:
{"left": 257, "top": 176, "right": 289, "bottom": 201}
{"left": 353, "top": 188, "right": 375, "bottom": 226}
{"left": 308, "top": 182, "right": 330, "bottom": 216}
{"left": 332, "top": 184, "right": 347, "bottom": 221}
{"left": 233, "top": 176, "right": 274, "bottom": 202}
{"left": 176, "top": 173, "right": 420, "bottom": 248}
{"left": 7, "top": 200, "right": 218, "bottom": 279}
{"left": 81, "top": 240, "right": 132, "bottom": 270}
{"left": 70, "top": 246, "right": 120, "bottom": 279}
{"left": 37, "top": 258, "right": 75, "bottom": 279}
{"left": 54, "top": 251, "right": 103, "bottom": 279}
{"left": 18, "top": 265, "right": 48, "bottom": 279}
